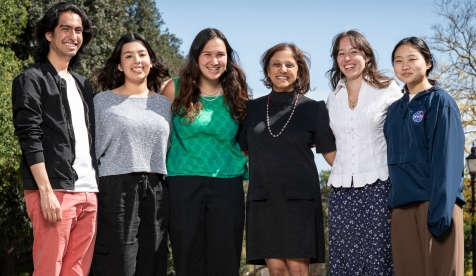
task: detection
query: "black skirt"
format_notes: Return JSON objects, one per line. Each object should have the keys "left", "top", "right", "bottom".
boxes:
{"left": 245, "top": 178, "right": 325, "bottom": 265}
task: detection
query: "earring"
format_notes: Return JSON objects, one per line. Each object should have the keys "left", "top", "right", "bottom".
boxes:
{"left": 339, "top": 70, "right": 342, "bottom": 79}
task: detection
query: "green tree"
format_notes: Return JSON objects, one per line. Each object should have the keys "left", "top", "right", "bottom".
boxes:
{"left": 1, "top": 0, "right": 185, "bottom": 274}
{"left": 13, "top": 0, "right": 185, "bottom": 83}
{"left": 0, "top": 0, "right": 33, "bottom": 274}
{"left": 317, "top": 169, "right": 331, "bottom": 276}
{"left": 124, "top": 0, "right": 184, "bottom": 77}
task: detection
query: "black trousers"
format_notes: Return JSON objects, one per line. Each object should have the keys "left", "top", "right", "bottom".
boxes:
{"left": 92, "top": 173, "right": 169, "bottom": 276}
{"left": 166, "top": 176, "right": 245, "bottom": 276}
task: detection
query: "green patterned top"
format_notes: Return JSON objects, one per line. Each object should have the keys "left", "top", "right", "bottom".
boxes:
{"left": 166, "top": 78, "right": 247, "bottom": 178}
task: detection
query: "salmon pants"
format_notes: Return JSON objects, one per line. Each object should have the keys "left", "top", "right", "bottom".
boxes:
{"left": 391, "top": 201, "right": 463, "bottom": 276}
{"left": 25, "top": 190, "right": 98, "bottom": 276}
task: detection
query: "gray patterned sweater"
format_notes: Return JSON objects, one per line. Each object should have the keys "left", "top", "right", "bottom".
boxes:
{"left": 94, "top": 90, "right": 172, "bottom": 177}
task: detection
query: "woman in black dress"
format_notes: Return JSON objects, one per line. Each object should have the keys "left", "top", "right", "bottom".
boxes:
{"left": 239, "top": 43, "right": 336, "bottom": 275}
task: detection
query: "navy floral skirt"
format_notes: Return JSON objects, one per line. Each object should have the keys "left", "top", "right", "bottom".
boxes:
{"left": 328, "top": 178, "right": 393, "bottom": 276}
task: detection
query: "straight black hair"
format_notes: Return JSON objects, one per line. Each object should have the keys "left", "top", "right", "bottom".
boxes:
{"left": 391, "top": 37, "right": 437, "bottom": 90}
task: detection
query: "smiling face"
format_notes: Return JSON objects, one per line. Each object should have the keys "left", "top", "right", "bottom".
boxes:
{"left": 118, "top": 41, "right": 151, "bottom": 84}
{"left": 393, "top": 44, "right": 431, "bottom": 92}
{"left": 337, "top": 36, "right": 368, "bottom": 82}
{"left": 198, "top": 38, "right": 227, "bottom": 83}
{"left": 267, "top": 49, "right": 298, "bottom": 92}
{"left": 46, "top": 11, "right": 83, "bottom": 63}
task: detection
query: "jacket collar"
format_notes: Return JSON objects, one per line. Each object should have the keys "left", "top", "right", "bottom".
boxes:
{"left": 399, "top": 86, "right": 438, "bottom": 118}
{"left": 39, "top": 59, "right": 86, "bottom": 92}
{"left": 40, "top": 59, "right": 61, "bottom": 78}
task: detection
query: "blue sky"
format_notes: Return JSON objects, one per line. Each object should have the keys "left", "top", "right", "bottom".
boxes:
{"left": 157, "top": 0, "right": 441, "bottom": 171}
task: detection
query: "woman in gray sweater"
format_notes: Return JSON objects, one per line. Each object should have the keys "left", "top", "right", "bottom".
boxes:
{"left": 91, "top": 33, "right": 171, "bottom": 276}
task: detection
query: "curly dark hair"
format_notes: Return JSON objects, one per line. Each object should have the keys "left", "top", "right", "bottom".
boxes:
{"left": 326, "top": 30, "right": 393, "bottom": 90}
{"left": 92, "top": 33, "right": 169, "bottom": 92}
{"left": 171, "top": 28, "right": 251, "bottom": 123}
{"left": 260, "top": 43, "right": 311, "bottom": 94}
{"left": 34, "top": 2, "right": 94, "bottom": 69}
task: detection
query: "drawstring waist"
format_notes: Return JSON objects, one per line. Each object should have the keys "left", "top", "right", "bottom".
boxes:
{"left": 129, "top": 173, "right": 164, "bottom": 199}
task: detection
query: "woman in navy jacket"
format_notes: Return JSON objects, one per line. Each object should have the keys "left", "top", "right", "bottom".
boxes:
{"left": 384, "top": 37, "right": 465, "bottom": 276}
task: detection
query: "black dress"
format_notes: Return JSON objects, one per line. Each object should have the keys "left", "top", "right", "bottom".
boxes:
{"left": 238, "top": 90, "right": 336, "bottom": 265}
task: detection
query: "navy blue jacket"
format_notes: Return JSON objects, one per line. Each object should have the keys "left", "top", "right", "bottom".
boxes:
{"left": 384, "top": 86, "right": 465, "bottom": 237}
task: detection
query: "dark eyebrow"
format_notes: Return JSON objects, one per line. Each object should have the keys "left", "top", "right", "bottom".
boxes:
{"left": 59, "top": 24, "right": 83, "bottom": 31}
{"left": 202, "top": 51, "right": 226, "bottom": 54}
{"left": 394, "top": 54, "right": 419, "bottom": 59}
{"left": 122, "top": 49, "right": 147, "bottom": 56}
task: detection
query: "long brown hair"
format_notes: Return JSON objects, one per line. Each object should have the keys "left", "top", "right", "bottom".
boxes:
{"left": 172, "top": 28, "right": 251, "bottom": 123}
{"left": 326, "top": 30, "right": 393, "bottom": 90}
{"left": 260, "top": 43, "right": 311, "bottom": 94}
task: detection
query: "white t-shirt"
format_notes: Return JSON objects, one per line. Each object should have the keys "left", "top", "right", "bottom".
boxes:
{"left": 65, "top": 76, "right": 98, "bottom": 192}
{"left": 326, "top": 79, "right": 403, "bottom": 188}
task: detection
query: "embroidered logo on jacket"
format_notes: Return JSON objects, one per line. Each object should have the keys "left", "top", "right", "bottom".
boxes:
{"left": 412, "top": 111, "right": 425, "bottom": 122}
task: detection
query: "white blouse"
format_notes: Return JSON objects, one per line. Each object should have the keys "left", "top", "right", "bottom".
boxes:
{"left": 326, "top": 79, "right": 402, "bottom": 188}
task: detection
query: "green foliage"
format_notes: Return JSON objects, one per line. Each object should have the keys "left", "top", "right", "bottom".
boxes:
{"left": 463, "top": 178, "right": 475, "bottom": 275}
{"left": 124, "top": 0, "right": 184, "bottom": 77}
{"left": 0, "top": 0, "right": 29, "bottom": 45}
{"left": 319, "top": 170, "right": 331, "bottom": 276}
{"left": 0, "top": 0, "right": 185, "bottom": 274}
{"left": 13, "top": 0, "right": 185, "bottom": 84}
{"left": 0, "top": 47, "right": 34, "bottom": 276}
{"left": 0, "top": 1, "right": 34, "bottom": 274}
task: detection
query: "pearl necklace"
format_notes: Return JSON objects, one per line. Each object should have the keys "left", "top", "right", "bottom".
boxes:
{"left": 266, "top": 92, "right": 299, "bottom": 138}
{"left": 199, "top": 86, "right": 222, "bottom": 102}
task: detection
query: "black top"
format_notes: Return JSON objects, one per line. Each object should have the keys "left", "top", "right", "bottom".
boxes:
{"left": 12, "top": 60, "right": 98, "bottom": 190}
{"left": 238, "top": 90, "right": 335, "bottom": 263}
{"left": 239, "top": 90, "right": 336, "bottom": 200}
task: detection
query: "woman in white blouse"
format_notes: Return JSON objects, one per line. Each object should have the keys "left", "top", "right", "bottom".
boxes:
{"left": 325, "top": 30, "right": 402, "bottom": 276}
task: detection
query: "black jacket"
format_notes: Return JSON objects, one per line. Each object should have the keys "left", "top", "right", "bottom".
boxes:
{"left": 12, "top": 60, "right": 98, "bottom": 190}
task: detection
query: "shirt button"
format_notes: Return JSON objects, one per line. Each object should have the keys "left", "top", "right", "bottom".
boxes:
{"left": 351, "top": 118, "right": 353, "bottom": 121}
{"left": 352, "top": 154, "right": 354, "bottom": 157}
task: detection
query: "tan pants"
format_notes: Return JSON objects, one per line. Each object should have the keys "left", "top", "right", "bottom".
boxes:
{"left": 391, "top": 201, "right": 463, "bottom": 276}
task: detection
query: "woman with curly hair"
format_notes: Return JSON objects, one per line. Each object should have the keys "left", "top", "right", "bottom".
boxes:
{"left": 161, "top": 28, "right": 250, "bottom": 276}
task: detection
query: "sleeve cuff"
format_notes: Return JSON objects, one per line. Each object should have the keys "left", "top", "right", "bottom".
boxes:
{"left": 428, "top": 222, "right": 449, "bottom": 237}
{"left": 315, "top": 145, "right": 337, "bottom": 154}
{"left": 26, "top": 151, "right": 45, "bottom": 166}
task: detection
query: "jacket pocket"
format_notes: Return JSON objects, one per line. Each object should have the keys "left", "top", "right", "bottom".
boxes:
{"left": 94, "top": 244, "right": 109, "bottom": 255}
{"left": 285, "top": 190, "right": 316, "bottom": 200}
{"left": 246, "top": 190, "right": 267, "bottom": 201}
